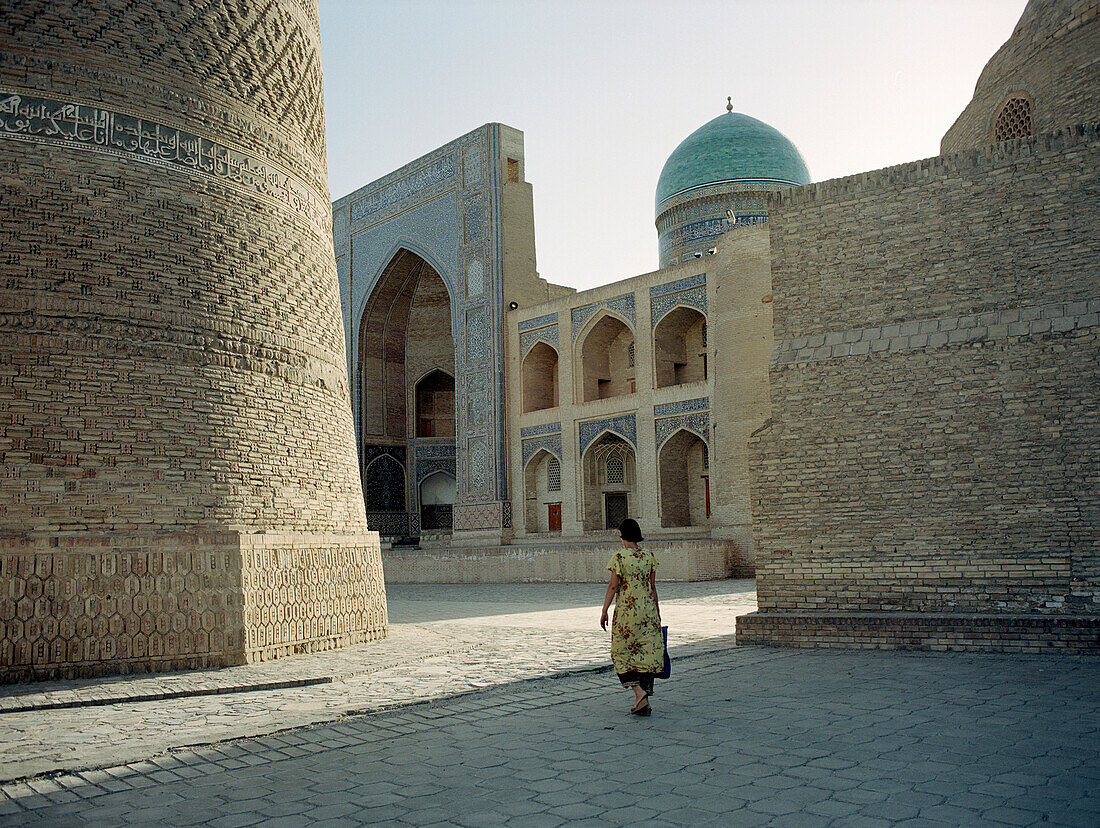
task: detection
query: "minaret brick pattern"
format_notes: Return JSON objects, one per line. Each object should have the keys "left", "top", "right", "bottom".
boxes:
{"left": 0, "top": 0, "right": 387, "bottom": 682}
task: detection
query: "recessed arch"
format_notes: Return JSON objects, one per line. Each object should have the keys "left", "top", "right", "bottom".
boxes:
{"left": 581, "top": 433, "right": 636, "bottom": 531}
{"left": 523, "top": 448, "right": 563, "bottom": 533}
{"left": 363, "top": 454, "right": 406, "bottom": 513}
{"left": 356, "top": 248, "right": 455, "bottom": 440}
{"left": 577, "top": 311, "right": 635, "bottom": 403}
{"left": 654, "top": 306, "right": 707, "bottom": 388}
{"left": 414, "top": 368, "right": 455, "bottom": 438}
{"left": 419, "top": 470, "right": 456, "bottom": 531}
{"left": 658, "top": 429, "right": 711, "bottom": 528}
{"left": 522, "top": 341, "right": 559, "bottom": 413}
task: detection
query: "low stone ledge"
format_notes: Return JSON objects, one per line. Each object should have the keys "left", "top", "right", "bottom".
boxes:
{"left": 736, "top": 611, "right": 1100, "bottom": 654}
{"left": 382, "top": 538, "right": 748, "bottom": 583}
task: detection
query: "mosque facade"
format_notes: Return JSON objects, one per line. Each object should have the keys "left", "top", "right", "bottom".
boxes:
{"left": 337, "top": 0, "right": 1098, "bottom": 651}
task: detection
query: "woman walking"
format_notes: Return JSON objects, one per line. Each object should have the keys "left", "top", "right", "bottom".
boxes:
{"left": 600, "top": 519, "right": 662, "bottom": 716}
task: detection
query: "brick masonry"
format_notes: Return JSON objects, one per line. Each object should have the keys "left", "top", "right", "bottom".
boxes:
{"left": 740, "top": 122, "right": 1099, "bottom": 652}
{"left": 0, "top": 0, "right": 387, "bottom": 681}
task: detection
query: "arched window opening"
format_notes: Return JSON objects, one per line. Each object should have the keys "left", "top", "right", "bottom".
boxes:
{"left": 522, "top": 342, "right": 559, "bottom": 413}
{"left": 581, "top": 434, "right": 637, "bottom": 531}
{"left": 547, "top": 457, "right": 561, "bottom": 492}
{"left": 654, "top": 307, "right": 707, "bottom": 388}
{"left": 364, "top": 455, "right": 405, "bottom": 512}
{"left": 415, "top": 370, "right": 455, "bottom": 438}
{"left": 579, "top": 315, "right": 635, "bottom": 403}
{"left": 993, "top": 96, "right": 1033, "bottom": 141}
{"left": 659, "top": 430, "right": 711, "bottom": 528}
{"left": 419, "top": 471, "right": 455, "bottom": 531}
{"left": 524, "top": 451, "right": 562, "bottom": 534}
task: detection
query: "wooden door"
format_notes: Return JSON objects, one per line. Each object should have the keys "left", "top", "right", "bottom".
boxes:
{"left": 547, "top": 503, "right": 562, "bottom": 532}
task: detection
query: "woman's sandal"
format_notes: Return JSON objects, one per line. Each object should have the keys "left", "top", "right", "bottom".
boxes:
{"left": 630, "top": 693, "right": 650, "bottom": 715}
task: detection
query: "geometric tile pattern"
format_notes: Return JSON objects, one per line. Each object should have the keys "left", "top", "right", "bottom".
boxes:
{"left": 578, "top": 414, "right": 637, "bottom": 453}
{"left": 653, "top": 397, "right": 710, "bottom": 418}
{"left": 522, "top": 432, "right": 563, "bottom": 467}
{"left": 655, "top": 411, "right": 710, "bottom": 451}
{"left": 572, "top": 294, "right": 636, "bottom": 340}
{"left": 520, "top": 422, "right": 562, "bottom": 438}
{"left": 518, "top": 312, "right": 559, "bottom": 332}
{"left": 651, "top": 274, "right": 707, "bottom": 328}
{"left": 520, "top": 324, "right": 559, "bottom": 357}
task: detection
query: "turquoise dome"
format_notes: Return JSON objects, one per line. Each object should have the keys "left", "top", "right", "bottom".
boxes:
{"left": 655, "top": 112, "right": 811, "bottom": 211}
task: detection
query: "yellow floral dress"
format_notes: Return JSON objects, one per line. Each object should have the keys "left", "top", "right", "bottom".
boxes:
{"left": 608, "top": 548, "right": 663, "bottom": 675}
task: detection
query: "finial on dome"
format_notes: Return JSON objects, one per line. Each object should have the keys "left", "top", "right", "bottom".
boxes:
{"left": 726, "top": 96, "right": 733, "bottom": 113}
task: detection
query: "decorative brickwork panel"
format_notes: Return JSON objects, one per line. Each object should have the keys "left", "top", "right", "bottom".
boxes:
{"left": 0, "top": 0, "right": 387, "bottom": 680}
{"left": 578, "top": 414, "right": 637, "bottom": 453}
{"left": 572, "top": 294, "right": 636, "bottom": 339}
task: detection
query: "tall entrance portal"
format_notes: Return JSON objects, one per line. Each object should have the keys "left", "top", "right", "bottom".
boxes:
{"left": 358, "top": 249, "right": 455, "bottom": 539}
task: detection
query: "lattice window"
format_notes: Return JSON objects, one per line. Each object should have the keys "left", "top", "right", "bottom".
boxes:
{"left": 365, "top": 455, "right": 405, "bottom": 511}
{"left": 547, "top": 457, "right": 561, "bottom": 492}
{"left": 994, "top": 97, "right": 1033, "bottom": 141}
{"left": 627, "top": 342, "right": 635, "bottom": 368}
{"left": 605, "top": 451, "right": 625, "bottom": 485}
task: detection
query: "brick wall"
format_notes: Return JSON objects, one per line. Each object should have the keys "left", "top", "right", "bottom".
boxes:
{"left": 0, "top": 1, "right": 387, "bottom": 680}
{"left": 743, "top": 124, "right": 1099, "bottom": 649}
{"left": 941, "top": 0, "right": 1099, "bottom": 153}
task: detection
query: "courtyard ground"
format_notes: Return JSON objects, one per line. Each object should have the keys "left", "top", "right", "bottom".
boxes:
{"left": 0, "top": 580, "right": 1097, "bottom": 826}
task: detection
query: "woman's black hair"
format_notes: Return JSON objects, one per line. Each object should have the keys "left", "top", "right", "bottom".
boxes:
{"left": 619, "top": 518, "right": 644, "bottom": 543}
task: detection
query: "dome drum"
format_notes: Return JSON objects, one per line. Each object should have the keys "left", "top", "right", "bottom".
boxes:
{"left": 655, "top": 110, "right": 810, "bottom": 268}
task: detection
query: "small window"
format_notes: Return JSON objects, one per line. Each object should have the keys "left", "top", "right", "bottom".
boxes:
{"left": 993, "top": 97, "right": 1033, "bottom": 141}
{"left": 702, "top": 443, "right": 709, "bottom": 470}
{"left": 701, "top": 322, "right": 707, "bottom": 348}
{"left": 606, "top": 451, "right": 625, "bottom": 485}
{"left": 547, "top": 457, "right": 561, "bottom": 492}
{"left": 627, "top": 342, "right": 635, "bottom": 368}
{"left": 507, "top": 158, "right": 520, "bottom": 183}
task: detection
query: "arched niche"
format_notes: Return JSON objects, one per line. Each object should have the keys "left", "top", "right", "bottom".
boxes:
{"left": 581, "top": 433, "right": 636, "bottom": 531}
{"left": 654, "top": 307, "right": 707, "bottom": 388}
{"left": 357, "top": 248, "right": 454, "bottom": 441}
{"left": 522, "top": 342, "right": 559, "bottom": 413}
{"left": 419, "top": 471, "right": 456, "bottom": 531}
{"left": 363, "top": 454, "right": 406, "bottom": 513}
{"left": 523, "top": 450, "right": 563, "bottom": 533}
{"left": 579, "top": 314, "right": 634, "bottom": 403}
{"left": 658, "top": 429, "right": 711, "bottom": 527}
{"left": 415, "top": 369, "right": 455, "bottom": 438}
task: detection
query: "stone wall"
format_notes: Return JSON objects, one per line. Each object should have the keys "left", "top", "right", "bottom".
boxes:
{"left": 0, "top": 0, "right": 387, "bottom": 681}
{"left": 941, "top": 0, "right": 1099, "bottom": 153}
{"left": 739, "top": 124, "right": 1099, "bottom": 651}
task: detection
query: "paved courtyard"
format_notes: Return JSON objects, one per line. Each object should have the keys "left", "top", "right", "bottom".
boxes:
{"left": 0, "top": 581, "right": 1098, "bottom": 826}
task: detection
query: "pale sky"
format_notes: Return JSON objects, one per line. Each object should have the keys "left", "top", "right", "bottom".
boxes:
{"left": 319, "top": 0, "right": 1028, "bottom": 291}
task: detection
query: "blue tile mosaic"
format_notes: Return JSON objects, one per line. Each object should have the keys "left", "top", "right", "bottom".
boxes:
{"left": 520, "top": 325, "right": 559, "bottom": 357}
{"left": 520, "top": 422, "right": 562, "bottom": 438}
{"left": 465, "top": 307, "right": 489, "bottom": 363}
{"left": 414, "top": 442, "right": 456, "bottom": 458}
{"left": 463, "top": 197, "right": 485, "bottom": 244}
{"left": 467, "top": 436, "right": 490, "bottom": 493}
{"left": 652, "top": 285, "right": 707, "bottom": 328}
{"left": 518, "top": 313, "right": 559, "bottom": 332}
{"left": 465, "top": 256, "right": 484, "bottom": 298}
{"left": 579, "top": 414, "right": 637, "bottom": 453}
{"left": 366, "top": 511, "right": 410, "bottom": 536}
{"left": 655, "top": 412, "right": 710, "bottom": 451}
{"left": 466, "top": 372, "right": 487, "bottom": 430}
{"left": 653, "top": 398, "right": 709, "bottom": 418}
{"left": 416, "top": 456, "right": 457, "bottom": 483}
{"left": 522, "top": 433, "right": 563, "bottom": 467}
{"left": 462, "top": 143, "right": 483, "bottom": 187}
{"left": 572, "top": 294, "right": 636, "bottom": 340}
{"left": 650, "top": 274, "right": 706, "bottom": 298}
{"left": 351, "top": 154, "right": 456, "bottom": 224}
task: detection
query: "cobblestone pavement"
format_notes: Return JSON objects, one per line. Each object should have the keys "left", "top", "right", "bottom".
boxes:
{"left": 0, "top": 582, "right": 755, "bottom": 780}
{"left": 2, "top": 581, "right": 1099, "bottom": 826}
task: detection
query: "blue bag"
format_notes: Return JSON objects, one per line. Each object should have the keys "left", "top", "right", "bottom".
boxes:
{"left": 657, "top": 625, "right": 671, "bottom": 679}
